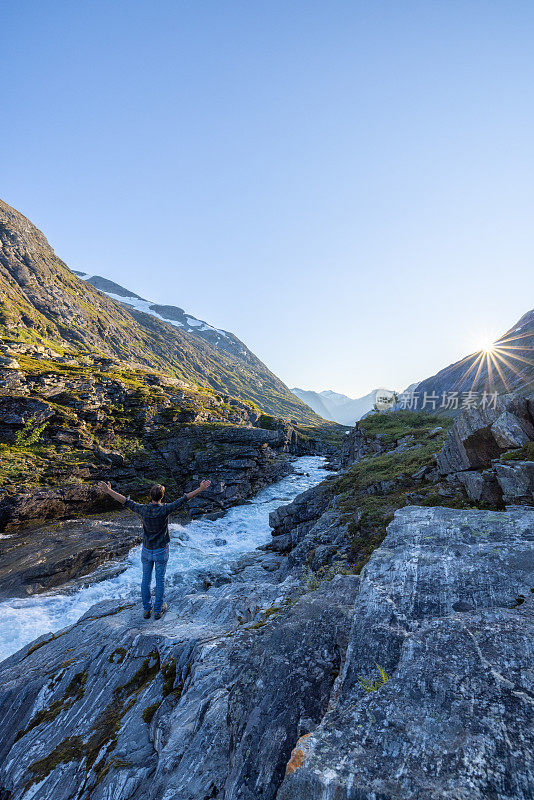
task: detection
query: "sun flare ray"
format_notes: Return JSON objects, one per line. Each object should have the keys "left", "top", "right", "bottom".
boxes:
{"left": 461, "top": 324, "right": 532, "bottom": 394}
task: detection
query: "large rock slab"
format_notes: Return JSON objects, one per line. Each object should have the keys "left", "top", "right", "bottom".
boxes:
{"left": 269, "top": 482, "right": 333, "bottom": 536}
{"left": 278, "top": 505, "right": 534, "bottom": 800}
{"left": 1, "top": 492, "right": 532, "bottom": 799}
{"left": 266, "top": 481, "right": 353, "bottom": 573}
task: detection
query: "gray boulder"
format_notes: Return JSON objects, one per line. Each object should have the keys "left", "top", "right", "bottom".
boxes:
{"left": 269, "top": 482, "right": 333, "bottom": 537}
{"left": 456, "top": 468, "right": 503, "bottom": 506}
{"left": 491, "top": 410, "right": 534, "bottom": 449}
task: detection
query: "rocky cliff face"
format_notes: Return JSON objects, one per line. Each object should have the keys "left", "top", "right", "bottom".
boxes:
{"left": 0, "top": 361, "right": 301, "bottom": 523}
{"left": 0, "top": 198, "right": 322, "bottom": 423}
{"left": 0, "top": 404, "right": 532, "bottom": 799}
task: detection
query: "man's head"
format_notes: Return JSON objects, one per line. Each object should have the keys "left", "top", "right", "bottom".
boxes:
{"left": 150, "top": 484, "right": 165, "bottom": 502}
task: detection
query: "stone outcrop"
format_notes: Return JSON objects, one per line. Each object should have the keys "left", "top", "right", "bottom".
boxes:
{"left": 278, "top": 505, "right": 534, "bottom": 800}
{"left": 437, "top": 394, "right": 534, "bottom": 474}
{"left": 456, "top": 467, "right": 503, "bottom": 506}
{"left": 0, "top": 514, "right": 140, "bottom": 600}
{"left": 495, "top": 461, "right": 534, "bottom": 503}
{"left": 266, "top": 481, "right": 352, "bottom": 572}
{"left": 436, "top": 394, "right": 534, "bottom": 507}
{"left": 268, "top": 482, "right": 334, "bottom": 542}
{"left": 0, "top": 372, "right": 302, "bottom": 531}
{"left": 339, "top": 423, "right": 387, "bottom": 467}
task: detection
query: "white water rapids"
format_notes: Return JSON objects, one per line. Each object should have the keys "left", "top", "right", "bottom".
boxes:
{"left": 0, "top": 456, "right": 327, "bottom": 662}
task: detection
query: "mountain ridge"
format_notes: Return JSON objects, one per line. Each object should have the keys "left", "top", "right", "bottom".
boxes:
{"left": 73, "top": 272, "right": 260, "bottom": 365}
{"left": 0, "top": 198, "right": 321, "bottom": 423}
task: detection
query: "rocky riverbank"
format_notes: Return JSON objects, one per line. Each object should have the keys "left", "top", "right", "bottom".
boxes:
{"left": 0, "top": 513, "right": 141, "bottom": 600}
{"left": 0, "top": 401, "right": 532, "bottom": 799}
{"left": 0, "top": 361, "right": 301, "bottom": 528}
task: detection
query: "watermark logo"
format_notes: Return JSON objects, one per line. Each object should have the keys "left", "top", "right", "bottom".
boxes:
{"left": 399, "top": 390, "right": 498, "bottom": 411}
{"left": 373, "top": 390, "right": 397, "bottom": 411}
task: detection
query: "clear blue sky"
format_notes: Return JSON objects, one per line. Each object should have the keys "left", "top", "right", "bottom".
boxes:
{"left": 2, "top": 1, "right": 533, "bottom": 397}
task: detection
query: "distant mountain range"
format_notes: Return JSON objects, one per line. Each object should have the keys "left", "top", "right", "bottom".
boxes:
{"left": 0, "top": 198, "right": 321, "bottom": 423}
{"left": 292, "top": 387, "right": 396, "bottom": 425}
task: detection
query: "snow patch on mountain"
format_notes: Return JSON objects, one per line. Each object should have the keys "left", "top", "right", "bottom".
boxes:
{"left": 73, "top": 272, "right": 228, "bottom": 339}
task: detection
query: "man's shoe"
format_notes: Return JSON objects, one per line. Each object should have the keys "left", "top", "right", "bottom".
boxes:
{"left": 143, "top": 608, "right": 152, "bottom": 619}
{"left": 154, "top": 602, "right": 167, "bottom": 620}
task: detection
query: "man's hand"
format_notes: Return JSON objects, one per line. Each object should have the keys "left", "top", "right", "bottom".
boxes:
{"left": 199, "top": 479, "right": 211, "bottom": 492}
{"left": 97, "top": 481, "right": 127, "bottom": 504}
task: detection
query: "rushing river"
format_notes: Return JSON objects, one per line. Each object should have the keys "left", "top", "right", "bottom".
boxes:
{"left": 0, "top": 456, "right": 327, "bottom": 663}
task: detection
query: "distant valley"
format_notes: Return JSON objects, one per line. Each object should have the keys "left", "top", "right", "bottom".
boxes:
{"left": 292, "top": 387, "right": 396, "bottom": 425}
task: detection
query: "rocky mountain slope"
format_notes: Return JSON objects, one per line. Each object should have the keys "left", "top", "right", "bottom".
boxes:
{"left": 414, "top": 308, "right": 534, "bottom": 401}
{"left": 292, "top": 386, "right": 395, "bottom": 424}
{"left": 0, "top": 400, "right": 532, "bottom": 799}
{"left": 0, "top": 198, "right": 321, "bottom": 423}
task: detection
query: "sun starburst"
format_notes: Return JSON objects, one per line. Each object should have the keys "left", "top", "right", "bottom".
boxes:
{"left": 459, "top": 328, "right": 534, "bottom": 393}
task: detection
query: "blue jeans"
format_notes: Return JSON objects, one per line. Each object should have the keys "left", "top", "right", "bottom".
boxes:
{"left": 141, "top": 545, "right": 169, "bottom": 614}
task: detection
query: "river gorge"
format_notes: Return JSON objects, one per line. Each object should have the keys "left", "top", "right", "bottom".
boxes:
{"left": 0, "top": 456, "right": 328, "bottom": 662}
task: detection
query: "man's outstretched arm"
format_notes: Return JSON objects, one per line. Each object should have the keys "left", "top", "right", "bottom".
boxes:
{"left": 98, "top": 481, "right": 127, "bottom": 504}
{"left": 165, "top": 480, "right": 212, "bottom": 512}
{"left": 185, "top": 479, "right": 211, "bottom": 500}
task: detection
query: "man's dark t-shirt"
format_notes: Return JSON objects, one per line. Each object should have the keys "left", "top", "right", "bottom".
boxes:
{"left": 124, "top": 495, "right": 188, "bottom": 550}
